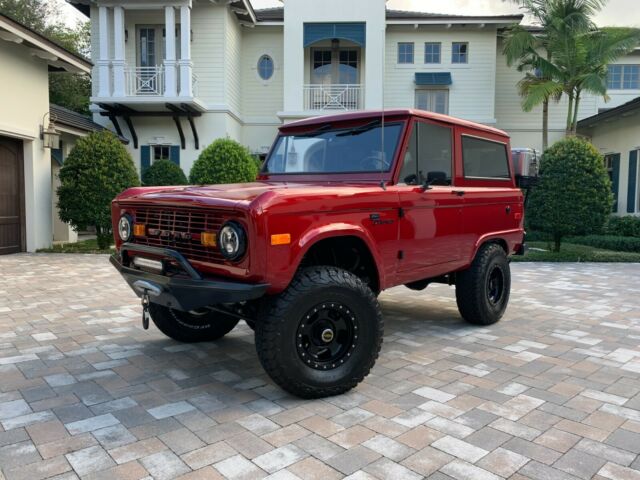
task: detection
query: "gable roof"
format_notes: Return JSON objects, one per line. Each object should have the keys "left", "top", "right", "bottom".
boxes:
{"left": 577, "top": 96, "right": 640, "bottom": 130}
{"left": 255, "top": 7, "right": 522, "bottom": 25}
{"left": 0, "top": 13, "right": 91, "bottom": 73}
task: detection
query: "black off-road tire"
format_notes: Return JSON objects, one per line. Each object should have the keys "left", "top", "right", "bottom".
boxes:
{"left": 255, "top": 266, "right": 383, "bottom": 399}
{"left": 455, "top": 243, "right": 511, "bottom": 325}
{"left": 148, "top": 304, "right": 239, "bottom": 342}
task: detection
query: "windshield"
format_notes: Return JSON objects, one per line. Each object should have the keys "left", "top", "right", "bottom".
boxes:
{"left": 263, "top": 122, "right": 404, "bottom": 174}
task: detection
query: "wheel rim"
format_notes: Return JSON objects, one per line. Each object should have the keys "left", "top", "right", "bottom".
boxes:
{"left": 487, "top": 266, "right": 505, "bottom": 305}
{"left": 296, "top": 302, "right": 358, "bottom": 370}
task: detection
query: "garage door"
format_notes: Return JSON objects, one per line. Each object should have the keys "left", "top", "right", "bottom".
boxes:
{"left": 0, "top": 137, "right": 24, "bottom": 254}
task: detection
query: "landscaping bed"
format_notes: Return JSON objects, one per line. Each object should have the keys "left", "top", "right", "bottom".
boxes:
{"left": 37, "top": 239, "right": 113, "bottom": 254}
{"left": 513, "top": 241, "right": 640, "bottom": 262}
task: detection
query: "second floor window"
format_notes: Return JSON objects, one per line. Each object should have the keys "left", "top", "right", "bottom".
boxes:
{"left": 258, "top": 55, "right": 274, "bottom": 81}
{"left": 452, "top": 42, "right": 469, "bottom": 64}
{"left": 607, "top": 65, "right": 640, "bottom": 90}
{"left": 398, "top": 43, "right": 414, "bottom": 64}
{"left": 424, "top": 43, "right": 441, "bottom": 64}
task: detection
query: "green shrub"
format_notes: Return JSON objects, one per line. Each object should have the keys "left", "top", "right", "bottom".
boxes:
{"left": 569, "top": 235, "right": 640, "bottom": 253}
{"left": 142, "top": 159, "right": 188, "bottom": 186}
{"left": 605, "top": 215, "right": 640, "bottom": 238}
{"left": 189, "top": 138, "right": 258, "bottom": 185}
{"left": 527, "top": 137, "right": 613, "bottom": 252}
{"left": 57, "top": 131, "right": 139, "bottom": 249}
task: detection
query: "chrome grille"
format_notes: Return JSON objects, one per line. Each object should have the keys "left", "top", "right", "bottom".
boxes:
{"left": 129, "top": 205, "right": 228, "bottom": 264}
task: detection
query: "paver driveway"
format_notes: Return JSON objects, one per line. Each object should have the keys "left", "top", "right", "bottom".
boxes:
{"left": 0, "top": 254, "right": 639, "bottom": 480}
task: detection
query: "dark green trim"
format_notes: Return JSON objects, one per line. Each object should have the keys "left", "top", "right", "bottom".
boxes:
{"left": 140, "top": 145, "right": 151, "bottom": 173}
{"left": 628, "top": 150, "right": 638, "bottom": 213}
{"left": 611, "top": 153, "right": 621, "bottom": 213}
{"left": 170, "top": 145, "right": 180, "bottom": 166}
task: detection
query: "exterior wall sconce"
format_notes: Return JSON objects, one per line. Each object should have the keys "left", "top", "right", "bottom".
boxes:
{"left": 40, "top": 112, "right": 60, "bottom": 149}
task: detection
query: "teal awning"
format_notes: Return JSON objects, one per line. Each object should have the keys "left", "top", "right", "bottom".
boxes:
{"left": 415, "top": 72, "right": 452, "bottom": 86}
{"left": 303, "top": 23, "right": 366, "bottom": 47}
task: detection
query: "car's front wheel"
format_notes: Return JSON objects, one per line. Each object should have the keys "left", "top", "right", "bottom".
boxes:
{"left": 455, "top": 243, "right": 511, "bottom": 325}
{"left": 255, "top": 266, "right": 383, "bottom": 399}
{"left": 148, "top": 304, "right": 239, "bottom": 342}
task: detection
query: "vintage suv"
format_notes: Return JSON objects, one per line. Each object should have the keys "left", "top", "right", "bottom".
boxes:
{"left": 110, "top": 109, "right": 526, "bottom": 398}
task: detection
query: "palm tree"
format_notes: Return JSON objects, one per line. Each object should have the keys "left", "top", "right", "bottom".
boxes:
{"left": 503, "top": 0, "right": 605, "bottom": 149}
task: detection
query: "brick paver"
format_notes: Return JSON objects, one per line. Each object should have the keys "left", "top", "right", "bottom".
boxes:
{"left": 1, "top": 254, "right": 639, "bottom": 479}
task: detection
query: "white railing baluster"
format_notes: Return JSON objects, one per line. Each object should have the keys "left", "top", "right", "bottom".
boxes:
{"left": 303, "top": 84, "right": 364, "bottom": 111}
{"left": 124, "top": 66, "right": 165, "bottom": 96}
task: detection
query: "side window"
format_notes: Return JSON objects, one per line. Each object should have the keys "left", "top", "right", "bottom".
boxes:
{"left": 398, "top": 127, "right": 418, "bottom": 184}
{"left": 417, "top": 122, "right": 453, "bottom": 185}
{"left": 462, "top": 136, "right": 510, "bottom": 179}
{"left": 398, "top": 122, "right": 452, "bottom": 185}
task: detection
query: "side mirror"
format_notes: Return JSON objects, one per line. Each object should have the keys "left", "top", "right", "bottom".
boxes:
{"left": 421, "top": 171, "right": 448, "bottom": 190}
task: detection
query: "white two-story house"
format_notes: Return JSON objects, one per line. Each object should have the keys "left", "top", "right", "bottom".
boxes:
{"left": 69, "top": 0, "right": 640, "bottom": 212}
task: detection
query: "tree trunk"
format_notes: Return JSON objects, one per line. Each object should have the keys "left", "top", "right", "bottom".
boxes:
{"left": 553, "top": 233, "right": 562, "bottom": 253}
{"left": 542, "top": 98, "right": 549, "bottom": 151}
{"left": 565, "top": 93, "right": 574, "bottom": 136}
{"left": 571, "top": 92, "right": 581, "bottom": 135}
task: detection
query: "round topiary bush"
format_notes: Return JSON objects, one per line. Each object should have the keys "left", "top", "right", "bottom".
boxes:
{"left": 527, "top": 136, "right": 613, "bottom": 252}
{"left": 57, "top": 131, "right": 139, "bottom": 249}
{"left": 142, "top": 159, "right": 188, "bottom": 186}
{"left": 189, "top": 138, "right": 258, "bottom": 185}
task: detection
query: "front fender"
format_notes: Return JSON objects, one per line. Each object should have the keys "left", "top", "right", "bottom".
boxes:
{"left": 267, "top": 223, "right": 386, "bottom": 293}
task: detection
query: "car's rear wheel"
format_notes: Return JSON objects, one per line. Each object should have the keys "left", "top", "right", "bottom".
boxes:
{"left": 455, "top": 243, "right": 511, "bottom": 325}
{"left": 255, "top": 266, "right": 383, "bottom": 399}
{"left": 148, "top": 304, "right": 239, "bottom": 342}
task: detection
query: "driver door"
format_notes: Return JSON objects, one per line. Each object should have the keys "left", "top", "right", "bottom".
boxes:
{"left": 395, "top": 120, "right": 464, "bottom": 279}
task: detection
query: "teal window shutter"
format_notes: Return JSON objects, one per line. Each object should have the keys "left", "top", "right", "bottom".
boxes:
{"left": 170, "top": 145, "right": 180, "bottom": 166}
{"left": 628, "top": 150, "right": 638, "bottom": 213}
{"left": 612, "top": 153, "right": 621, "bottom": 213}
{"left": 141, "top": 145, "right": 151, "bottom": 173}
{"left": 303, "top": 23, "right": 366, "bottom": 47}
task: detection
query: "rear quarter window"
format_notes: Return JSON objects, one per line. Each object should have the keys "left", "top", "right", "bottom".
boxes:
{"left": 462, "top": 136, "right": 510, "bottom": 179}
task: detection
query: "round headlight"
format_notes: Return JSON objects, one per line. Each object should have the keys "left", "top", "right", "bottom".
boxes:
{"left": 218, "top": 222, "right": 246, "bottom": 261}
{"left": 118, "top": 214, "right": 133, "bottom": 242}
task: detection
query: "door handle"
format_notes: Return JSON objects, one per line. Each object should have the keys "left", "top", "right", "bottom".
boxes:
{"left": 452, "top": 190, "right": 466, "bottom": 196}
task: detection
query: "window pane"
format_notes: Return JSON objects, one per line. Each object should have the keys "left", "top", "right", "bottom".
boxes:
{"left": 258, "top": 55, "right": 274, "bottom": 80}
{"left": 417, "top": 122, "right": 452, "bottom": 184}
{"left": 264, "top": 123, "right": 404, "bottom": 174}
{"left": 415, "top": 90, "right": 449, "bottom": 115}
{"left": 398, "top": 127, "right": 418, "bottom": 184}
{"left": 398, "top": 43, "right": 414, "bottom": 64}
{"left": 608, "top": 65, "right": 622, "bottom": 89}
{"left": 623, "top": 65, "right": 639, "bottom": 89}
{"left": 424, "top": 43, "right": 441, "bottom": 64}
{"left": 462, "top": 136, "right": 510, "bottom": 179}
{"left": 452, "top": 42, "right": 468, "bottom": 64}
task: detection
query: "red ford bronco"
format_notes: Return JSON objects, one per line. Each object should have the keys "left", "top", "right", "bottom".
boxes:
{"left": 110, "top": 109, "right": 526, "bottom": 398}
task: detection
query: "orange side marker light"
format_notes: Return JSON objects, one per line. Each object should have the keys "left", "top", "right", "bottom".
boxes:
{"left": 271, "top": 233, "right": 291, "bottom": 246}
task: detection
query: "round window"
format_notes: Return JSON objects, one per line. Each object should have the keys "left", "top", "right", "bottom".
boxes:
{"left": 257, "top": 55, "right": 274, "bottom": 81}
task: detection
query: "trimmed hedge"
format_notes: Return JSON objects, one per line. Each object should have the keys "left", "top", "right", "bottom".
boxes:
{"left": 606, "top": 216, "right": 640, "bottom": 238}
{"left": 568, "top": 235, "right": 640, "bottom": 253}
{"left": 142, "top": 159, "right": 188, "bottom": 186}
{"left": 190, "top": 138, "right": 258, "bottom": 185}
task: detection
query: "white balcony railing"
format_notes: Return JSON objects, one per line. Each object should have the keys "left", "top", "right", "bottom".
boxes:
{"left": 304, "top": 84, "right": 364, "bottom": 111}
{"left": 125, "top": 66, "right": 165, "bottom": 96}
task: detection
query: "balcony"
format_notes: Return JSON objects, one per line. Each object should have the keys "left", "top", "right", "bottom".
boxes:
{"left": 123, "top": 66, "right": 199, "bottom": 98}
{"left": 303, "top": 84, "right": 364, "bottom": 111}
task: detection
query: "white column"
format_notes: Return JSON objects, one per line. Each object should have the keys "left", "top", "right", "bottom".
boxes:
{"left": 178, "top": 5, "right": 193, "bottom": 97}
{"left": 164, "top": 6, "right": 177, "bottom": 97}
{"left": 112, "top": 6, "right": 126, "bottom": 97}
{"left": 97, "top": 6, "right": 111, "bottom": 97}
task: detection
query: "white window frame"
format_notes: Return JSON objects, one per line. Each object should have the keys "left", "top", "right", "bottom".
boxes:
{"left": 415, "top": 88, "right": 449, "bottom": 115}
{"left": 152, "top": 145, "right": 171, "bottom": 163}
{"left": 607, "top": 65, "right": 640, "bottom": 90}
{"left": 452, "top": 42, "right": 469, "bottom": 64}
{"left": 424, "top": 42, "right": 441, "bottom": 64}
{"left": 398, "top": 42, "right": 415, "bottom": 64}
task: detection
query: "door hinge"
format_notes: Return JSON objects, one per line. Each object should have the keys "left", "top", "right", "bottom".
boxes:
{"left": 398, "top": 207, "right": 405, "bottom": 218}
{"left": 398, "top": 250, "right": 404, "bottom": 260}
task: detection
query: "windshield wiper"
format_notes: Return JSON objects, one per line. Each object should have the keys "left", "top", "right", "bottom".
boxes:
{"left": 336, "top": 120, "right": 382, "bottom": 137}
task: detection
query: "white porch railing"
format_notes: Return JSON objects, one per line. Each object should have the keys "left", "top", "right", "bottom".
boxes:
{"left": 125, "top": 66, "right": 165, "bottom": 96}
{"left": 303, "top": 84, "right": 364, "bottom": 111}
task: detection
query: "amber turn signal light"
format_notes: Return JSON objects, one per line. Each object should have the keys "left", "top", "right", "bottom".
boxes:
{"left": 201, "top": 231, "right": 217, "bottom": 247}
{"left": 133, "top": 223, "right": 146, "bottom": 237}
{"left": 271, "top": 233, "right": 291, "bottom": 246}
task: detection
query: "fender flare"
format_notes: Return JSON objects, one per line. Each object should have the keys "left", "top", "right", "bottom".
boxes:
{"left": 294, "top": 223, "right": 386, "bottom": 289}
{"left": 469, "top": 229, "right": 522, "bottom": 262}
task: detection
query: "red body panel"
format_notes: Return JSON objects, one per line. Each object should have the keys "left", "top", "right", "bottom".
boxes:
{"left": 112, "top": 110, "right": 525, "bottom": 294}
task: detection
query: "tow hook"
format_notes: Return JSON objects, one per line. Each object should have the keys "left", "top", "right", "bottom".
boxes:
{"left": 141, "top": 295, "right": 150, "bottom": 330}
{"left": 132, "top": 280, "right": 161, "bottom": 331}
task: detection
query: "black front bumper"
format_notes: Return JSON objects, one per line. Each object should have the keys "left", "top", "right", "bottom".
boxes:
{"left": 110, "top": 243, "right": 269, "bottom": 312}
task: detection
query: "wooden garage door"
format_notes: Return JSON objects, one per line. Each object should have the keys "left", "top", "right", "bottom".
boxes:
{"left": 0, "top": 137, "right": 25, "bottom": 254}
